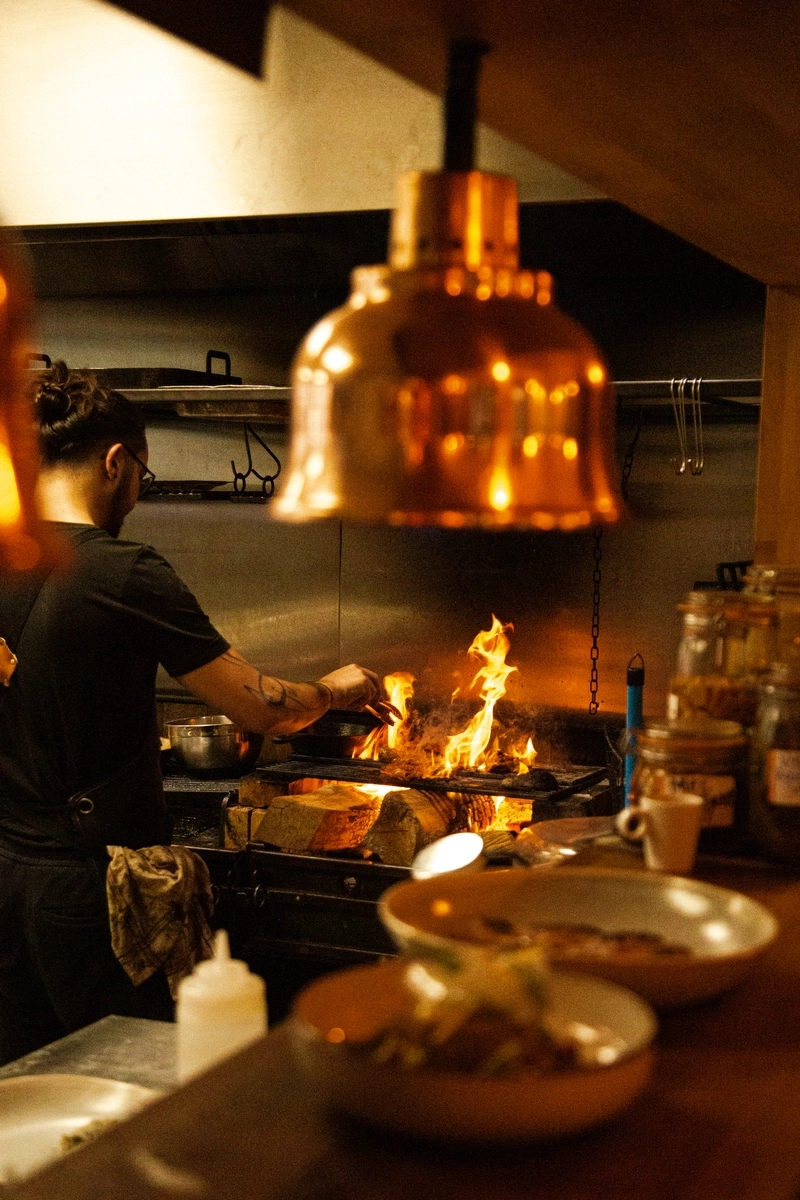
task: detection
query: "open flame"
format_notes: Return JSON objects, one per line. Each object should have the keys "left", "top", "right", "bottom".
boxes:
{"left": 514, "top": 737, "right": 538, "bottom": 773}
{"left": 385, "top": 672, "right": 415, "bottom": 750}
{"left": 356, "top": 617, "right": 534, "bottom": 780}
{"left": 442, "top": 616, "right": 516, "bottom": 774}
{"left": 357, "top": 726, "right": 384, "bottom": 761}
{"left": 357, "top": 670, "right": 417, "bottom": 762}
{"left": 306, "top": 618, "right": 537, "bottom": 843}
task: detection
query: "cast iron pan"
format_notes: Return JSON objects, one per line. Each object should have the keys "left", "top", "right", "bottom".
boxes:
{"left": 274, "top": 708, "right": 383, "bottom": 758}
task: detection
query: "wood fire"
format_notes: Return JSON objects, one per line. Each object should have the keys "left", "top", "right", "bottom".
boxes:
{"left": 228, "top": 618, "right": 542, "bottom": 865}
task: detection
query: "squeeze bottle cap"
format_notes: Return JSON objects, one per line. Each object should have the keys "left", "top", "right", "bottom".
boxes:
{"left": 181, "top": 930, "right": 262, "bottom": 1000}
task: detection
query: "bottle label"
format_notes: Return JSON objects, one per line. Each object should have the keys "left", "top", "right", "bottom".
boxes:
{"left": 767, "top": 750, "right": 800, "bottom": 807}
{"left": 671, "top": 773, "right": 735, "bottom": 828}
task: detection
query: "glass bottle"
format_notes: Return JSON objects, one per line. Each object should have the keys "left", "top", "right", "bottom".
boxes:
{"left": 744, "top": 565, "right": 800, "bottom": 663}
{"left": 631, "top": 719, "right": 750, "bottom": 854}
{"left": 749, "top": 663, "right": 800, "bottom": 864}
{"left": 668, "top": 591, "right": 776, "bottom": 728}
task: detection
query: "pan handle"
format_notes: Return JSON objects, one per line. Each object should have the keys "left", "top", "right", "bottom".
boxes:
{"left": 206, "top": 350, "right": 232, "bottom": 380}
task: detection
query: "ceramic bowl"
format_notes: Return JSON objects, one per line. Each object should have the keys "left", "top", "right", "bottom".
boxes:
{"left": 0, "top": 1075, "right": 158, "bottom": 1183}
{"left": 379, "top": 867, "right": 778, "bottom": 1008}
{"left": 291, "top": 958, "right": 656, "bottom": 1143}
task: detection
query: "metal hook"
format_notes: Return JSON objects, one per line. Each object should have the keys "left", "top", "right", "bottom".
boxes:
{"left": 231, "top": 425, "right": 282, "bottom": 497}
{"left": 670, "top": 377, "right": 688, "bottom": 474}
{"left": 689, "top": 377, "right": 704, "bottom": 475}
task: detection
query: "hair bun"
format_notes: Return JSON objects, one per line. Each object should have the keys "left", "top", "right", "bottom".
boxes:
{"left": 36, "top": 383, "right": 72, "bottom": 424}
{"left": 32, "top": 360, "right": 146, "bottom": 466}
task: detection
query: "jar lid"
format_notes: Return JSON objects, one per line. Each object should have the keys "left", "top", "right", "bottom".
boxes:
{"left": 637, "top": 718, "right": 748, "bottom": 769}
{"left": 745, "top": 565, "right": 800, "bottom": 595}
{"left": 677, "top": 590, "right": 726, "bottom": 612}
{"left": 640, "top": 718, "right": 746, "bottom": 744}
{"left": 762, "top": 661, "right": 800, "bottom": 689}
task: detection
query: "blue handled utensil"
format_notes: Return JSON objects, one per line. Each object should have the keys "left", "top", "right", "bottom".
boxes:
{"left": 625, "top": 653, "right": 645, "bottom": 805}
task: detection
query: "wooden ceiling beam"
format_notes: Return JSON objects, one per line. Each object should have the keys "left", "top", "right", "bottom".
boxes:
{"left": 282, "top": 0, "right": 800, "bottom": 285}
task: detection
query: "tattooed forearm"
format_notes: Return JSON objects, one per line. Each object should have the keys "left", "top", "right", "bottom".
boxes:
{"left": 180, "top": 649, "right": 334, "bottom": 735}
{"left": 243, "top": 675, "right": 286, "bottom": 708}
{"left": 243, "top": 672, "right": 320, "bottom": 712}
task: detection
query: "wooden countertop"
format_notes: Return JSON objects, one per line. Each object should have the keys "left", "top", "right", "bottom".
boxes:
{"left": 12, "top": 858, "right": 800, "bottom": 1200}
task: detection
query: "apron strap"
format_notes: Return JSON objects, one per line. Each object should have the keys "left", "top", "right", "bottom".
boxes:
{"left": 0, "top": 571, "right": 53, "bottom": 693}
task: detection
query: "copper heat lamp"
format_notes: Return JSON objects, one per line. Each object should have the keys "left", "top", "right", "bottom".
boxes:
{"left": 0, "top": 230, "right": 63, "bottom": 570}
{"left": 274, "top": 43, "right": 625, "bottom": 530}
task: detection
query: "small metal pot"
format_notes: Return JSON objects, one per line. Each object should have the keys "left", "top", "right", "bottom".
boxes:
{"left": 167, "top": 716, "right": 263, "bottom": 775}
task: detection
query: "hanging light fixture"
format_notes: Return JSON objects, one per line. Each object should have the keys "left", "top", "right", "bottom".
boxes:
{"left": 0, "top": 230, "right": 64, "bottom": 570}
{"left": 274, "top": 42, "right": 625, "bottom": 531}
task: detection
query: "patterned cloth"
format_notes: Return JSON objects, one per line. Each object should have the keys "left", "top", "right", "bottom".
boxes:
{"left": 106, "top": 845, "right": 215, "bottom": 1000}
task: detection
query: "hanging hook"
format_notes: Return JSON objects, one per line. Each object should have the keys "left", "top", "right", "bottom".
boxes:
{"left": 231, "top": 425, "right": 282, "bottom": 497}
{"left": 670, "top": 378, "right": 688, "bottom": 474}
{"left": 689, "top": 377, "right": 704, "bottom": 475}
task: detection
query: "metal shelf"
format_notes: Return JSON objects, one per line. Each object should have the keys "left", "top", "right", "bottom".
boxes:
{"left": 119, "top": 384, "right": 291, "bottom": 425}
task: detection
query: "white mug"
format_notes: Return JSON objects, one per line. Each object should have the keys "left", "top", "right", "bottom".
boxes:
{"left": 616, "top": 793, "right": 704, "bottom": 873}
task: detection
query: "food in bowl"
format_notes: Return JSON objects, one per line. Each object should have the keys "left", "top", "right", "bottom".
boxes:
{"left": 351, "top": 946, "right": 596, "bottom": 1077}
{"left": 291, "top": 956, "right": 657, "bottom": 1142}
{"left": 380, "top": 867, "right": 779, "bottom": 1008}
{"left": 468, "top": 919, "right": 693, "bottom": 959}
{"left": 60, "top": 1118, "right": 120, "bottom": 1153}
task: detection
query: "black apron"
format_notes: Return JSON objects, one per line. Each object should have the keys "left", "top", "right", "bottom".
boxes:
{"left": 0, "top": 572, "right": 172, "bottom": 856}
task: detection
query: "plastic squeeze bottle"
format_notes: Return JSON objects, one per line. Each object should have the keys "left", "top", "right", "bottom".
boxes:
{"left": 176, "top": 930, "right": 267, "bottom": 1083}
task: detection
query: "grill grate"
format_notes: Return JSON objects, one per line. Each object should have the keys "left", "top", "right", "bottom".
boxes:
{"left": 255, "top": 757, "right": 606, "bottom": 803}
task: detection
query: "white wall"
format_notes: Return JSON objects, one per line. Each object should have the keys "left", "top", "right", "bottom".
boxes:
{"left": 0, "top": 0, "right": 600, "bottom": 226}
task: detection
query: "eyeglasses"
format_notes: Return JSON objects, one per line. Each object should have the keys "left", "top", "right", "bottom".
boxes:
{"left": 121, "top": 444, "right": 156, "bottom": 498}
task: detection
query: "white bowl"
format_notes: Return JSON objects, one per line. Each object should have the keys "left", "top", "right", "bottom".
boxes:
{"left": 291, "top": 958, "right": 656, "bottom": 1143}
{"left": 0, "top": 1074, "right": 158, "bottom": 1183}
{"left": 380, "top": 867, "right": 778, "bottom": 1008}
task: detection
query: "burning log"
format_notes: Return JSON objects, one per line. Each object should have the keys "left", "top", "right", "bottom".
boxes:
{"left": 490, "top": 797, "right": 534, "bottom": 829}
{"left": 364, "top": 789, "right": 457, "bottom": 866}
{"left": 249, "top": 783, "right": 380, "bottom": 852}
{"left": 448, "top": 792, "right": 497, "bottom": 832}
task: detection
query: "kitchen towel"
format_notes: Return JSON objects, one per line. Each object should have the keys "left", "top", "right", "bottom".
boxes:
{"left": 106, "top": 844, "right": 215, "bottom": 999}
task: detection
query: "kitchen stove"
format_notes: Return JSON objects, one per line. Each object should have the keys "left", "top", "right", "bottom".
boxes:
{"left": 164, "top": 753, "right": 612, "bottom": 1021}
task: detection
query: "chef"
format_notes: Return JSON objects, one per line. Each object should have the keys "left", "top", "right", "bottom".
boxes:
{"left": 0, "top": 361, "right": 381, "bottom": 1063}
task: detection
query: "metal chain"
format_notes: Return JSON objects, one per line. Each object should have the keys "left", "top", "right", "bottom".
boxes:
{"left": 589, "top": 529, "right": 602, "bottom": 714}
{"left": 620, "top": 409, "right": 644, "bottom": 502}
{"left": 588, "top": 409, "right": 645, "bottom": 714}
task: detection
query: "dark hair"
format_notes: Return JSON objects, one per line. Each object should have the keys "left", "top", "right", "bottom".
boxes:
{"left": 32, "top": 361, "right": 146, "bottom": 466}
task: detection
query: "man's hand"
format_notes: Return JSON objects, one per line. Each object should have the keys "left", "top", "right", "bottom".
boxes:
{"left": 318, "top": 664, "right": 382, "bottom": 711}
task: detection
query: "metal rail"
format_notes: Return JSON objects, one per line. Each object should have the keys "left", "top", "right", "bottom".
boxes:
{"left": 615, "top": 378, "right": 761, "bottom": 408}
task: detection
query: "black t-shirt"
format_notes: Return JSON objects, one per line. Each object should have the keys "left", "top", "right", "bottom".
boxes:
{"left": 0, "top": 522, "right": 229, "bottom": 846}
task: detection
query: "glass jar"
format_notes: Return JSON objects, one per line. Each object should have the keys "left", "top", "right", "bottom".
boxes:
{"left": 668, "top": 591, "right": 776, "bottom": 728}
{"left": 631, "top": 719, "right": 750, "bottom": 853}
{"left": 744, "top": 565, "right": 800, "bottom": 662}
{"left": 749, "top": 663, "right": 800, "bottom": 863}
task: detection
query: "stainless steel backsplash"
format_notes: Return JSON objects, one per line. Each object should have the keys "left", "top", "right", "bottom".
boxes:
{"left": 126, "top": 419, "right": 757, "bottom": 720}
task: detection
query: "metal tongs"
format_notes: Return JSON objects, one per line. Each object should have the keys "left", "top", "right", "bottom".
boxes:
{"left": 364, "top": 700, "right": 404, "bottom": 725}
